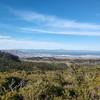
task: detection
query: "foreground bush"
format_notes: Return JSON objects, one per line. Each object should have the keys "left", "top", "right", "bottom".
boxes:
{"left": 0, "top": 63, "right": 100, "bottom": 100}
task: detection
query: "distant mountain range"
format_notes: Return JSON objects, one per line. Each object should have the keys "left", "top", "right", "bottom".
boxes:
{"left": 2, "top": 49, "right": 100, "bottom": 58}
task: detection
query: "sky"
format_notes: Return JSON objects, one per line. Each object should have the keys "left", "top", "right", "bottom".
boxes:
{"left": 0, "top": 0, "right": 100, "bottom": 50}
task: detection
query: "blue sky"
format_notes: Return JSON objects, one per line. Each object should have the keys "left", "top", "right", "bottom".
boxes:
{"left": 0, "top": 0, "right": 100, "bottom": 50}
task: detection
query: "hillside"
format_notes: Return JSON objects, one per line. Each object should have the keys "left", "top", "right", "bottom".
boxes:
{"left": 0, "top": 51, "right": 20, "bottom": 62}
{"left": 0, "top": 51, "right": 100, "bottom": 100}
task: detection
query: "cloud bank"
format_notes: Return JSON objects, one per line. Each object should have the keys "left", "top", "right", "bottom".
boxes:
{"left": 0, "top": 35, "right": 71, "bottom": 50}
{"left": 0, "top": 35, "right": 98, "bottom": 50}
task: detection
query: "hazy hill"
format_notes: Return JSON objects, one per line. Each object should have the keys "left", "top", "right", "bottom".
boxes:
{"left": 0, "top": 50, "right": 20, "bottom": 62}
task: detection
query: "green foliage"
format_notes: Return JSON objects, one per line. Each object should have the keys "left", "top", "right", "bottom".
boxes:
{"left": 8, "top": 94, "right": 24, "bottom": 100}
{"left": 0, "top": 52, "right": 100, "bottom": 100}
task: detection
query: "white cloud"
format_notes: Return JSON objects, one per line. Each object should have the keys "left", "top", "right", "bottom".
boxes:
{"left": 8, "top": 9, "right": 100, "bottom": 36}
{"left": 20, "top": 27, "right": 100, "bottom": 36}
{"left": 1, "top": 8, "right": 100, "bottom": 50}
{"left": 0, "top": 35, "right": 11, "bottom": 39}
{"left": 0, "top": 37, "right": 99, "bottom": 50}
{"left": 10, "top": 9, "right": 100, "bottom": 31}
{"left": 0, "top": 37, "right": 68, "bottom": 49}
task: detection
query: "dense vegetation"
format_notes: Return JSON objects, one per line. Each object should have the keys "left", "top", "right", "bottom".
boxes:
{"left": 0, "top": 51, "right": 100, "bottom": 100}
